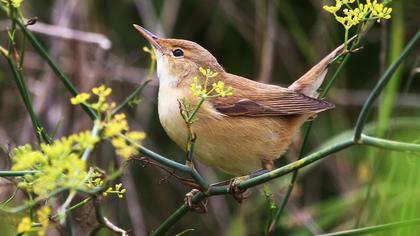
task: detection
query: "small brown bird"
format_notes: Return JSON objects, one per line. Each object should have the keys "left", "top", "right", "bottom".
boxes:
{"left": 134, "top": 24, "right": 343, "bottom": 176}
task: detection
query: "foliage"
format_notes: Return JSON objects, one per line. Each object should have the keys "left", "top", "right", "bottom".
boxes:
{"left": 323, "top": 0, "right": 393, "bottom": 51}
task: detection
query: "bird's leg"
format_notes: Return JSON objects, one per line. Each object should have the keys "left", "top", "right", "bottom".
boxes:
{"left": 184, "top": 189, "right": 208, "bottom": 213}
{"left": 227, "top": 159, "right": 274, "bottom": 203}
{"left": 227, "top": 175, "right": 250, "bottom": 203}
{"left": 261, "top": 159, "right": 274, "bottom": 171}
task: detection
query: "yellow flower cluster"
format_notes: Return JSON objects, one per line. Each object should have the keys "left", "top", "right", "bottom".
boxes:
{"left": 71, "top": 85, "right": 116, "bottom": 113}
{"left": 1, "top": 0, "right": 23, "bottom": 8}
{"left": 190, "top": 67, "right": 233, "bottom": 99}
{"left": 12, "top": 132, "right": 97, "bottom": 196}
{"left": 36, "top": 206, "right": 51, "bottom": 236}
{"left": 85, "top": 171, "right": 104, "bottom": 188}
{"left": 17, "top": 217, "right": 31, "bottom": 234}
{"left": 111, "top": 131, "right": 145, "bottom": 159}
{"left": 199, "top": 67, "right": 219, "bottom": 78}
{"left": 17, "top": 206, "right": 50, "bottom": 236}
{"left": 212, "top": 81, "right": 233, "bottom": 97}
{"left": 104, "top": 114, "right": 128, "bottom": 138}
{"left": 103, "top": 183, "right": 126, "bottom": 198}
{"left": 323, "top": 0, "right": 392, "bottom": 29}
{"left": 190, "top": 77, "right": 207, "bottom": 97}
{"left": 70, "top": 85, "right": 146, "bottom": 160}
{"left": 12, "top": 85, "right": 146, "bottom": 198}
{"left": 70, "top": 93, "right": 90, "bottom": 105}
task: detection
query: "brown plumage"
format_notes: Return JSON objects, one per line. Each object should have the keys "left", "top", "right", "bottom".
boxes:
{"left": 133, "top": 25, "right": 345, "bottom": 175}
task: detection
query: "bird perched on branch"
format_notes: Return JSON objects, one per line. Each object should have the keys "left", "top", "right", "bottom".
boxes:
{"left": 133, "top": 24, "right": 345, "bottom": 177}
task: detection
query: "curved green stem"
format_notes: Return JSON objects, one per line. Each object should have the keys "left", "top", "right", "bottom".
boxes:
{"left": 354, "top": 30, "right": 420, "bottom": 141}
{"left": 360, "top": 134, "right": 420, "bottom": 152}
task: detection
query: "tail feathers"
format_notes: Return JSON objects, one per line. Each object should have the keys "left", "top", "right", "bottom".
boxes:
{"left": 289, "top": 36, "right": 356, "bottom": 97}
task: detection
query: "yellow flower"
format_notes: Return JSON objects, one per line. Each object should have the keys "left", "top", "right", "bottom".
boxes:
{"left": 199, "top": 67, "right": 207, "bottom": 76}
{"left": 1, "top": 0, "right": 24, "bottom": 8}
{"left": 35, "top": 206, "right": 50, "bottom": 236}
{"left": 126, "top": 131, "right": 146, "bottom": 142}
{"left": 323, "top": 0, "right": 342, "bottom": 14}
{"left": 104, "top": 183, "right": 126, "bottom": 198}
{"left": 92, "top": 85, "right": 112, "bottom": 98}
{"left": 17, "top": 217, "right": 32, "bottom": 233}
{"left": 72, "top": 131, "right": 99, "bottom": 151}
{"left": 190, "top": 77, "right": 206, "bottom": 97}
{"left": 116, "top": 144, "right": 138, "bottom": 160}
{"left": 104, "top": 113, "right": 129, "bottom": 138}
{"left": 371, "top": 2, "right": 392, "bottom": 22}
{"left": 111, "top": 137, "right": 126, "bottom": 149}
{"left": 11, "top": 145, "right": 47, "bottom": 171}
{"left": 198, "top": 66, "right": 218, "bottom": 78}
{"left": 36, "top": 206, "right": 50, "bottom": 228}
{"left": 70, "top": 93, "right": 90, "bottom": 105}
{"left": 86, "top": 171, "right": 104, "bottom": 188}
{"left": 323, "top": 0, "right": 392, "bottom": 28}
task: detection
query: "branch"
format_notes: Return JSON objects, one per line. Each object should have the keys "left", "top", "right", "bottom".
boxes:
{"left": 0, "top": 170, "right": 39, "bottom": 176}
{"left": 93, "top": 197, "right": 128, "bottom": 236}
{"left": 354, "top": 29, "right": 420, "bottom": 140}
{"left": 150, "top": 192, "right": 206, "bottom": 236}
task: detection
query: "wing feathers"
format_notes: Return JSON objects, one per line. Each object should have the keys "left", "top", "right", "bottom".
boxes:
{"left": 212, "top": 91, "right": 334, "bottom": 117}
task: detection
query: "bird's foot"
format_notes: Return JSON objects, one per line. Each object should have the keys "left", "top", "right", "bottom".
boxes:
{"left": 228, "top": 176, "right": 250, "bottom": 203}
{"left": 184, "top": 189, "right": 208, "bottom": 213}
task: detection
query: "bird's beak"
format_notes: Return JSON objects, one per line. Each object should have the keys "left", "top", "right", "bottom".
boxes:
{"left": 132, "top": 24, "right": 161, "bottom": 50}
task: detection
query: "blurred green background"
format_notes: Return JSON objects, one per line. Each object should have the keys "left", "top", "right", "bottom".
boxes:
{"left": 0, "top": 0, "right": 419, "bottom": 235}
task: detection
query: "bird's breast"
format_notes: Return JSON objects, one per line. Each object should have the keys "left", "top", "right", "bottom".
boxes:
{"left": 158, "top": 85, "right": 189, "bottom": 147}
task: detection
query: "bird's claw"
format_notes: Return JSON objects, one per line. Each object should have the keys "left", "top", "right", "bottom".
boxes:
{"left": 184, "top": 189, "right": 208, "bottom": 213}
{"left": 228, "top": 176, "right": 250, "bottom": 203}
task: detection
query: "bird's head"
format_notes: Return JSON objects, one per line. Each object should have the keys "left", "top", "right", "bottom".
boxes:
{"left": 133, "top": 24, "right": 224, "bottom": 87}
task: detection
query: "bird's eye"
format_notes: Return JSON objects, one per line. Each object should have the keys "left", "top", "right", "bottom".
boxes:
{"left": 172, "top": 48, "right": 184, "bottom": 57}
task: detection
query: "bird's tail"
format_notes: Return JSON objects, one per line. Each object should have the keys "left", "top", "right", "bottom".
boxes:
{"left": 289, "top": 36, "right": 356, "bottom": 97}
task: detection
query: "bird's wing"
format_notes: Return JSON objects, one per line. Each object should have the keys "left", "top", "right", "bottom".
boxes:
{"left": 210, "top": 74, "right": 334, "bottom": 117}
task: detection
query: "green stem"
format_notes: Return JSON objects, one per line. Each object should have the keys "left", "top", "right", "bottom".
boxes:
{"left": 354, "top": 30, "right": 420, "bottom": 141}
{"left": 360, "top": 134, "right": 420, "bottom": 152}
{"left": 238, "top": 140, "right": 354, "bottom": 190}
{"left": 111, "top": 79, "right": 152, "bottom": 115}
{"left": 0, "top": 170, "right": 39, "bottom": 176}
{"left": 151, "top": 192, "right": 206, "bottom": 236}
{"left": 3, "top": 45, "right": 44, "bottom": 143}
{"left": 122, "top": 134, "right": 209, "bottom": 189}
{"left": 187, "top": 98, "right": 205, "bottom": 123}
{"left": 81, "top": 120, "right": 100, "bottom": 161}
{"left": 121, "top": 134, "right": 191, "bottom": 173}
{"left": 1, "top": 187, "right": 68, "bottom": 213}
{"left": 14, "top": 19, "right": 97, "bottom": 120}
{"left": 52, "top": 195, "right": 92, "bottom": 220}
{"left": 318, "top": 218, "right": 420, "bottom": 236}
{"left": 343, "top": 28, "right": 349, "bottom": 53}
{"left": 111, "top": 56, "right": 155, "bottom": 115}
{"left": 152, "top": 132, "right": 420, "bottom": 234}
